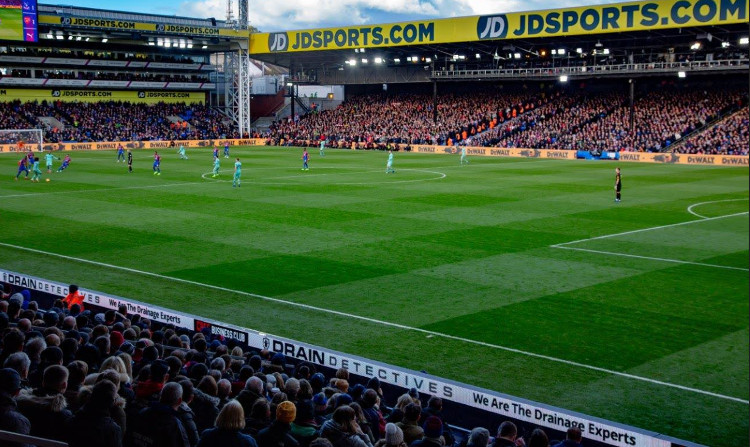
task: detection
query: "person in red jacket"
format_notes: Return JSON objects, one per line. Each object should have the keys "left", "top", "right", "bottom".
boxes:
{"left": 62, "top": 285, "right": 85, "bottom": 312}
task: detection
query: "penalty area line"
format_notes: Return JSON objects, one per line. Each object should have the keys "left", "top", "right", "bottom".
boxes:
{"left": 0, "top": 242, "right": 747, "bottom": 405}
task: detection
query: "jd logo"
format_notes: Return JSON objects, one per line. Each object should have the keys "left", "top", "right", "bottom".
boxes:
{"left": 137, "top": 91, "right": 146, "bottom": 98}
{"left": 477, "top": 15, "right": 508, "bottom": 39}
{"left": 60, "top": 17, "right": 71, "bottom": 25}
{"left": 268, "top": 32, "right": 288, "bottom": 52}
{"left": 155, "top": 24, "right": 165, "bottom": 32}
{"left": 51, "top": 90, "right": 61, "bottom": 97}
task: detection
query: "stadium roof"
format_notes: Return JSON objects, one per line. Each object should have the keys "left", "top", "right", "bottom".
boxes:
{"left": 247, "top": 0, "right": 749, "bottom": 74}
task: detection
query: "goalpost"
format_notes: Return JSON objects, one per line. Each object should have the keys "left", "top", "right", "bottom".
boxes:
{"left": 0, "top": 128, "right": 44, "bottom": 152}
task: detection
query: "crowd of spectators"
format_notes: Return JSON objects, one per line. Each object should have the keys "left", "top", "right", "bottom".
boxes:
{"left": 0, "top": 100, "right": 238, "bottom": 142}
{"left": 547, "top": 87, "right": 746, "bottom": 152}
{"left": 0, "top": 286, "right": 582, "bottom": 447}
{"left": 266, "top": 84, "right": 747, "bottom": 155}
{"left": 267, "top": 89, "right": 547, "bottom": 148}
{"left": 3, "top": 47, "right": 205, "bottom": 65}
{"left": 676, "top": 109, "right": 749, "bottom": 155}
{"left": 37, "top": 71, "right": 209, "bottom": 83}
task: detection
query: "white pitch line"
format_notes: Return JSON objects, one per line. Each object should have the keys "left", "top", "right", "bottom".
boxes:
{"left": 556, "top": 246, "right": 749, "bottom": 271}
{"left": 0, "top": 180, "right": 214, "bottom": 199}
{"left": 687, "top": 198, "right": 748, "bottom": 219}
{"left": 0, "top": 242, "right": 747, "bottom": 405}
{"left": 553, "top": 211, "right": 749, "bottom": 247}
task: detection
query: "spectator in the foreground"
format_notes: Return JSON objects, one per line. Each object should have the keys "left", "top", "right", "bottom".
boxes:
{"left": 237, "top": 376, "right": 265, "bottom": 417}
{"left": 16, "top": 364, "right": 73, "bottom": 442}
{"left": 551, "top": 427, "right": 582, "bottom": 447}
{"left": 466, "top": 427, "right": 490, "bottom": 447}
{"left": 177, "top": 379, "right": 201, "bottom": 447}
{"left": 66, "top": 379, "right": 123, "bottom": 447}
{"left": 374, "top": 423, "right": 407, "bottom": 447}
{"left": 3, "top": 352, "right": 31, "bottom": 387}
{"left": 128, "top": 381, "right": 190, "bottom": 447}
{"left": 395, "top": 403, "right": 423, "bottom": 445}
{"left": 492, "top": 422, "right": 522, "bottom": 447}
{"left": 411, "top": 416, "right": 444, "bottom": 447}
{"left": 319, "top": 405, "right": 374, "bottom": 447}
{"left": 0, "top": 368, "right": 31, "bottom": 445}
{"left": 527, "top": 429, "right": 549, "bottom": 447}
{"left": 196, "top": 400, "right": 258, "bottom": 447}
{"left": 256, "top": 400, "right": 300, "bottom": 447}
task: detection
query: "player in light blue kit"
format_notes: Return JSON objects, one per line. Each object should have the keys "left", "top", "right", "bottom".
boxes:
{"left": 31, "top": 157, "right": 42, "bottom": 182}
{"left": 178, "top": 145, "right": 188, "bottom": 160}
{"left": 460, "top": 146, "right": 469, "bottom": 165}
{"left": 319, "top": 135, "right": 326, "bottom": 157}
{"left": 224, "top": 142, "right": 230, "bottom": 158}
{"left": 232, "top": 158, "right": 242, "bottom": 187}
{"left": 386, "top": 150, "right": 395, "bottom": 173}
{"left": 45, "top": 152, "right": 60, "bottom": 173}
{"left": 212, "top": 156, "right": 220, "bottom": 177}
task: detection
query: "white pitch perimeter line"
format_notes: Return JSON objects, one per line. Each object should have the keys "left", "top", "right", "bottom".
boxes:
{"left": 556, "top": 246, "right": 749, "bottom": 272}
{"left": 687, "top": 198, "right": 749, "bottom": 219}
{"left": 0, "top": 242, "right": 747, "bottom": 405}
{"left": 553, "top": 211, "right": 749, "bottom": 247}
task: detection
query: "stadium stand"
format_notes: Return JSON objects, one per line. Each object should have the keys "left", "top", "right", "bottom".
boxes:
{"left": 0, "top": 101, "right": 238, "bottom": 142}
{"left": 265, "top": 81, "right": 749, "bottom": 155}
{"left": 0, "top": 288, "right": 565, "bottom": 447}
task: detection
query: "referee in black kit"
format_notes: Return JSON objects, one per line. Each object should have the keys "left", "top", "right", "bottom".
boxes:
{"left": 615, "top": 167, "right": 622, "bottom": 202}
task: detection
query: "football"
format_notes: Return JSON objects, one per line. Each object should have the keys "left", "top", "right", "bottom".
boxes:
{"left": 46, "top": 178, "right": 50, "bottom": 182}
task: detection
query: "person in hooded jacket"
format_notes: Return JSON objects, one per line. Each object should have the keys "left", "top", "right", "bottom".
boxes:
{"left": 319, "top": 405, "right": 374, "bottom": 447}
{"left": 67, "top": 379, "right": 123, "bottom": 447}
{"left": 16, "top": 364, "right": 73, "bottom": 442}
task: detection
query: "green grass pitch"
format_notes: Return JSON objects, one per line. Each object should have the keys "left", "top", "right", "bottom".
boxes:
{"left": 0, "top": 8, "right": 24, "bottom": 41}
{"left": 1, "top": 147, "right": 748, "bottom": 446}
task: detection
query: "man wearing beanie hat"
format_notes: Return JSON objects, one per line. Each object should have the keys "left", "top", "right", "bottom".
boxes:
{"left": 0, "top": 368, "right": 31, "bottom": 440}
{"left": 375, "top": 423, "right": 406, "bottom": 447}
{"left": 411, "top": 416, "right": 443, "bottom": 447}
{"left": 256, "top": 401, "right": 300, "bottom": 447}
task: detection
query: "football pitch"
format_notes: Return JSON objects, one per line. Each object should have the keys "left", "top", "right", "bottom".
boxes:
{"left": 0, "top": 147, "right": 748, "bottom": 446}
{"left": 0, "top": 7, "right": 23, "bottom": 41}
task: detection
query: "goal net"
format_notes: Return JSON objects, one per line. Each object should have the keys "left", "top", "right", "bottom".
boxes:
{"left": 0, "top": 128, "right": 44, "bottom": 152}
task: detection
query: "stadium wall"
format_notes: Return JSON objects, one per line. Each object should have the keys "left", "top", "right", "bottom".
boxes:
{"left": 0, "top": 268, "right": 706, "bottom": 447}
{"left": 1, "top": 139, "right": 746, "bottom": 166}
{"left": 408, "top": 146, "right": 749, "bottom": 167}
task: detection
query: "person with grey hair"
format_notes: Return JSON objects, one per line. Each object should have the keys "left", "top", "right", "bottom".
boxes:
{"left": 467, "top": 428, "right": 491, "bottom": 447}
{"left": 217, "top": 378, "right": 232, "bottom": 409}
{"left": 25, "top": 336, "right": 46, "bottom": 370}
{"left": 284, "top": 378, "right": 300, "bottom": 402}
{"left": 237, "top": 375, "right": 265, "bottom": 416}
{"left": 4, "top": 352, "right": 31, "bottom": 385}
{"left": 210, "top": 357, "right": 226, "bottom": 373}
{"left": 128, "top": 381, "right": 190, "bottom": 447}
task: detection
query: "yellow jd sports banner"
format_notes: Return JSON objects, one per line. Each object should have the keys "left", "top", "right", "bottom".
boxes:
{"left": 250, "top": 0, "right": 749, "bottom": 54}
{"left": 38, "top": 15, "right": 246, "bottom": 38}
{"left": 0, "top": 88, "right": 205, "bottom": 104}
